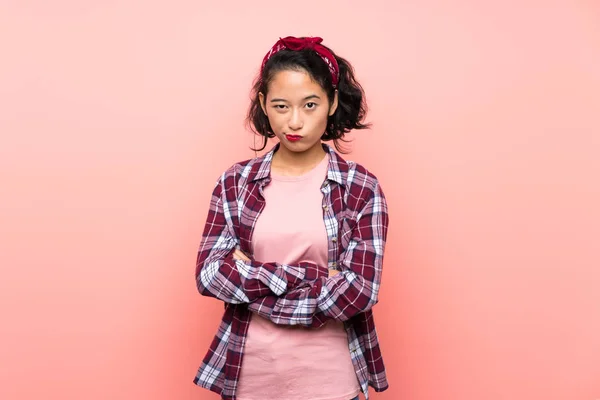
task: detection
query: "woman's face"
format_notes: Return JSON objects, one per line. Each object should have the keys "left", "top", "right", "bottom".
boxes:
{"left": 260, "top": 69, "right": 338, "bottom": 155}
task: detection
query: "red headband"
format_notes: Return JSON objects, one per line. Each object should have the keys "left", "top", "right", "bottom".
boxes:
{"left": 260, "top": 36, "right": 340, "bottom": 88}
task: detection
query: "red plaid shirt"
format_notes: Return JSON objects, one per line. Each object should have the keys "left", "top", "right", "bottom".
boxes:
{"left": 194, "top": 143, "right": 389, "bottom": 400}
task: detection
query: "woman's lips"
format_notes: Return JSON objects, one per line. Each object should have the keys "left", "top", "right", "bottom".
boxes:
{"left": 285, "top": 134, "right": 302, "bottom": 142}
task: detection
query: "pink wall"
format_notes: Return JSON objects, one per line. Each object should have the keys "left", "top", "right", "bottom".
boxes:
{"left": 1, "top": 1, "right": 599, "bottom": 399}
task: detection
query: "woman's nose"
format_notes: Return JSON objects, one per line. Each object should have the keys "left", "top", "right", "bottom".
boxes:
{"left": 288, "top": 109, "right": 303, "bottom": 131}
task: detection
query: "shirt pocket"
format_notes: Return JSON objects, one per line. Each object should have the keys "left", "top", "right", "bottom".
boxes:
{"left": 338, "top": 210, "right": 357, "bottom": 250}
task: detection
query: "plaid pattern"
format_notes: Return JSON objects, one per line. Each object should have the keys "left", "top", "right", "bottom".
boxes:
{"left": 194, "top": 143, "right": 389, "bottom": 400}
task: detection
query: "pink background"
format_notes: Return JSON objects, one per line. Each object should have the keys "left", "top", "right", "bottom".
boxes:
{"left": 1, "top": 1, "right": 599, "bottom": 399}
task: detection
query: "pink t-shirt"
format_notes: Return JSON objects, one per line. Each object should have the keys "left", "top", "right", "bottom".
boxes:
{"left": 236, "top": 153, "right": 360, "bottom": 400}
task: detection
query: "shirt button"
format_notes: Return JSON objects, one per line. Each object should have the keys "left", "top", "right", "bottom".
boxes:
{"left": 331, "top": 262, "right": 337, "bottom": 267}
{"left": 332, "top": 237, "right": 337, "bottom": 242}
{"left": 322, "top": 205, "right": 329, "bottom": 211}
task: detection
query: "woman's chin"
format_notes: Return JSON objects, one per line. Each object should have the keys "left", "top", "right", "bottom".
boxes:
{"left": 278, "top": 138, "right": 321, "bottom": 154}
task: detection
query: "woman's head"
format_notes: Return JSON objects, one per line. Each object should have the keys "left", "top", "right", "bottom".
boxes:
{"left": 247, "top": 36, "right": 370, "bottom": 154}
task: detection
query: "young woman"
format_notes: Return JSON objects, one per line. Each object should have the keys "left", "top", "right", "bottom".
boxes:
{"left": 194, "top": 36, "right": 389, "bottom": 400}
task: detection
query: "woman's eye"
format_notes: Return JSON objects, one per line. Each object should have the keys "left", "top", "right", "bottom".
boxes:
{"left": 305, "top": 102, "right": 317, "bottom": 109}
{"left": 274, "top": 105, "right": 287, "bottom": 110}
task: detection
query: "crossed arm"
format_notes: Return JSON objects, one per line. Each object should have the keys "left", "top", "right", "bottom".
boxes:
{"left": 195, "top": 173, "right": 325, "bottom": 304}
{"left": 196, "top": 173, "right": 388, "bottom": 328}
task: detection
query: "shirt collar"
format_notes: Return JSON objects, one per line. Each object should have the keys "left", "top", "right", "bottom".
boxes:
{"left": 249, "top": 142, "right": 348, "bottom": 187}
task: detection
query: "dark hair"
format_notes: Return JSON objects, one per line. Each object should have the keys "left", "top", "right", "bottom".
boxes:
{"left": 246, "top": 43, "right": 371, "bottom": 153}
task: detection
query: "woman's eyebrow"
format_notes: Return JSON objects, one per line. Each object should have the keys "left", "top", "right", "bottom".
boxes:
{"left": 303, "top": 95, "right": 321, "bottom": 101}
{"left": 270, "top": 94, "right": 321, "bottom": 103}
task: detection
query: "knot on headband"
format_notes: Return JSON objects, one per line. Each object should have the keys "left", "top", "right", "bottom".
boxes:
{"left": 260, "top": 36, "right": 340, "bottom": 88}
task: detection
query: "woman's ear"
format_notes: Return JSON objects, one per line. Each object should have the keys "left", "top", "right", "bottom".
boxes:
{"left": 259, "top": 92, "right": 267, "bottom": 115}
{"left": 328, "top": 90, "right": 339, "bottom": 116}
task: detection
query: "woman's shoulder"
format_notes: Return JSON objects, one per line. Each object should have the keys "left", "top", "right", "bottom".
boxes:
{"left": 215, "top": 156, "right": 264, "bottom": 186}
{"left": 332, "top": 151, "right": 382, "bottom": 192}
{"left": 347, "top": 160, "right": 379, "bottom": 182}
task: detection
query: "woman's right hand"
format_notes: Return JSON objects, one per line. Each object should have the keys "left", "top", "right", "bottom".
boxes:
{"left": 232, "top": 248, "right": 251, "bottom": 262}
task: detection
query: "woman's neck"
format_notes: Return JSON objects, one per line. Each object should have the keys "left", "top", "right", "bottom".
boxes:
{"left": 271, "top": 141, "right": 327, "bottom": 177}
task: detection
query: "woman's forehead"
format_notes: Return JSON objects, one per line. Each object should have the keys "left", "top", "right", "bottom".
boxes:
{"left": 267, "top": 70, "right": 326, "bottom": 99}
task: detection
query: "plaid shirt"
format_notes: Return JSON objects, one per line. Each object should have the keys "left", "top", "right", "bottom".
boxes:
{"left": 194, "top": 143, "right": 389, "bottom": 400}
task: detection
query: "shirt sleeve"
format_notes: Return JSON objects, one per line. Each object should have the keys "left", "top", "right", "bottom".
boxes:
{"left": 247, "top": 182, "right": 389, "bottom": 327}
{"left": 195, "top": 172, "right": 324, "bottom": 304}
